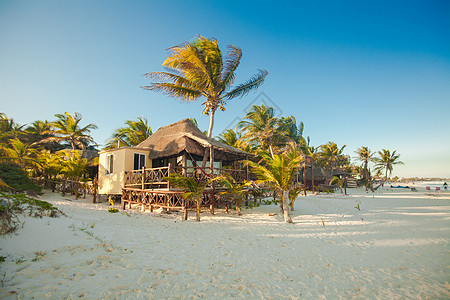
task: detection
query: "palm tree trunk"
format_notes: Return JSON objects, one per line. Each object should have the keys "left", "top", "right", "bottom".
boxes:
{"left": 207, "top": 108, "right": 215, "bottom": 138}
{"left": 282, "top": 191, "right": 293, "bottom": 223}
{"left": 385, "top": 167, "right": 388, "bottom": 183}
{"left": 311, "top": 164, "right": 315, "bottom": 193}
{"left": 196, "top": 198, "right": 201, "bottom": 222}
{"left": 201, "top": 108, "right": 216, "bottom": 169}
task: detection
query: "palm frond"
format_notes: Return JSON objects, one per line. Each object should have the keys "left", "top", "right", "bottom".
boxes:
{"left": 141, "top": 83, "right": 203, "bottom": 101}
{"left": 221, "top": 45, "right": 242, "bottom": 91}
{"left": 223, "top": 69, "right": 268, "bottom": 100}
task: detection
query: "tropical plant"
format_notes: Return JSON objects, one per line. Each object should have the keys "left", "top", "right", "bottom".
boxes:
{"left": 60, "top": 150, "right": 90, "bottom": 181}
{"left": 278, "top": 116, "right": 306, "bottom": 146}
{"left": 318, "top": 142, "right": 347, "bottom": 180}
{"left": 0, "top": 163, "right": 41, "bottom": 193}
{"left": 288, "top": 186, "right": 302, "bottom": 211}
{"left": 303, "top": 145, "right": 318, "bottom": 192}
{"left": 142, "top": 36, "right": 268, "bottom": 139}
{"left": 216, "top": 128, "right": 252, "bottom": 152}
{"left": 0, "top": 113, "right": 25, "bottom": 143}
{"left": 374, "top": 149, "right": 404, "bottom": 182}
{"left": 354, "top": 146, "right": 375, "bottom": 191}
{"left": 245, "top": 146, "right": 303, "bottom": 223}
{"left": 330, "top": 176, "right": 345, "bottom": 194}
{"left": 40, "top": 112, "right": 97, "bottom": 150}
{"left": 105, "top": 116, "right": 152, "bottom": 149}
{"left": 238, "top": 104, "right": 284, "bottom": 151}
{"left": 39, "top": 150, "right": 63, "bottom": 179}
{"left": 0, "top": 138, "right": 40, "bottom": 170}
{"left": 213, "top": 174, "right": 252, "bottom": 215}
{"left": 164, "top": 173, "right": 210, "bottom": 222}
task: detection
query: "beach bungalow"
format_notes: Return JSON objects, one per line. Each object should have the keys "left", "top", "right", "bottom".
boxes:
{"left": 98, "top": 119, "right": 251, "bottom": 215}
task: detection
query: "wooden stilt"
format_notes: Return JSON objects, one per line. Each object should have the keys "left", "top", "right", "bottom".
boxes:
{"left": 210, "top": 204, "right": 214, "bottom": 215}
{"left": 150, "top": 205, "right": 153, "bottom": 212}
{"left": 226, "top": 204, "right": 229, "bottom": 214}
{"left": 184, "top": 208, "right": 188, "bottom": 221}
{"left": 122, "top": 200, "right": 126, "bottom": 210}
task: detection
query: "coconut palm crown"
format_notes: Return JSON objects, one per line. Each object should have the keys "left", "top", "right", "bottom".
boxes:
{"left": 142, "top": 36, "right": 268, "bottom": 138}
{"left": 105, "top": 116, "right": 152, "bottom": 149}
{"left": 374, "top": 149, "right": 404, "bottom": 182}
{"left": 40, "top": 112, "right": 98, "bottom": 150}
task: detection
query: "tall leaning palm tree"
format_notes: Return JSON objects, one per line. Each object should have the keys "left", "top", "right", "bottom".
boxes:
{"left": 105, "top": 116, "right": 152, "bottom": 149}
{"left": 354, "top": 146, "right": 375, "bottom": 191}
{"left": 41, "top": 112, "right": 98, "bottom": 150}
{"left": 142, "top": 36, "right": 268, "bottom": 139}
{"left": 374, "top": 149, "right": 404, "bottom": 182}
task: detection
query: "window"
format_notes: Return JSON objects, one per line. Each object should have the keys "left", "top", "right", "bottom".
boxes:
{"left": 106, "top": 154, "right": 113, "bottom": 175}
{"left": 134, "top": 153, "right": 146, "bottom": 170}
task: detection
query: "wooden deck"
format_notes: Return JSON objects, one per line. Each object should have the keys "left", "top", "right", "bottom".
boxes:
{"left": 121, "top": 187, "right": 234, "bottom": 221}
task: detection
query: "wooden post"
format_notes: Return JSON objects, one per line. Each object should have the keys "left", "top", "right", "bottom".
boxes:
{"left": 167, "top": 163, "right": 171, "bottom": 189}
{"left": 184, "top": 207, "right": 188, "bottom": 220}
{"left": 225, "top": 203, "right": 229, "bottom": 214}
{"left": 62, "top": 178, "right": 66, "bottom": 196}
{"left": 303, "top": 164, "right": 307, "bottom": 196}
{"left": 141, "top": 166, "right": 145, "bottom": 190}
{"left": 344, "top": 177, "right": 348, "bottom": 195}
{"left": 245, "top": 157, "right": 249, "bottom": 181}
{"left": 182, "top": 153, "right": 187, "bottom": 177}
{"left": 122, "top": 200, "right": 126, "bottom": 210}
{"left": 92, "top": 178, "right": 97, "bottom": 203}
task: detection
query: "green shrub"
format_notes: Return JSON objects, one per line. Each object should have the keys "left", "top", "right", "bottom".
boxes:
{"left": 108, "top": 208, "right": 119, "bottom": 213}
{"left": 0, "top": 163, "right": 41, "bottom": 193}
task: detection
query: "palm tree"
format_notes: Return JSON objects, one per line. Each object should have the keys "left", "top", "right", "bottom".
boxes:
{"left": 246, "top": 146, "right": 303, "bottom": 223}
{"left": 216, "top": 128, "right": 252, "bottom": 152}
{"left": 354, "top": 146, "right": 375, "bottom": 191}
{"left": 303, "top": 145, "right": 318, "bottom": 192}
{"left": 39, "top": 150, "right": 63, "bottom": 179}
{"left": 318, "top": 142, "right": 347, "bottom": 180}
{"left": 278, "top": 115, "right": 306, "bottom": 146}
{"left": 0, "top": 138, "right": 39, "bottom": 169}
{"left": 143, "top": 36, "right": 267, "bottom": 169}
{"left": 41, "top": 112, "right": 98, "bottom": 150}
{"left": 238, "top": 104, "right": 283, "bottom": 151}
{"left": 164, "top": 173, "right": 210, "bottom": 222}
{"left": 374, "top": 149, "right": 404, "bottom": 182}
{"left": 61, "top": 150, "right": 89, "bottom": 181}
{"left": 105, "top": 116, "right": 152, "bottom": 149}
{"left": 142, "top": 36, "right": 268, "bottom": 138}
{"left": 214, "top": 174, "right": 252, "bottom": 215}
{"left": 0, "top": 113, "right": 25, "bottom": 143}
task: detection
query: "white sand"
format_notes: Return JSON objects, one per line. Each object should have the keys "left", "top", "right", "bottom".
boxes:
{"left": 1, "top": 185, "right": 449, "bottom": 299}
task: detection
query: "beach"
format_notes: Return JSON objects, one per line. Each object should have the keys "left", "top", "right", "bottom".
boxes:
{"left": 1, "top": 185, "right": 449, "bottom": 299}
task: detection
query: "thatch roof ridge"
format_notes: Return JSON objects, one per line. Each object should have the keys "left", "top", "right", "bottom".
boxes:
{"left": 136, "top": 119, "right": 251, "bottom": 161}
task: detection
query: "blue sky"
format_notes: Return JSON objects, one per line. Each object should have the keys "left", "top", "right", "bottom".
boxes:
{"left": 1, "top": 0, "right": 449, "bottom": 178}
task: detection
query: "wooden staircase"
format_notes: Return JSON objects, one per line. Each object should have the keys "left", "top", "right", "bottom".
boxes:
{"left": 346, "top": 177, "right": 357, "bottom": 188}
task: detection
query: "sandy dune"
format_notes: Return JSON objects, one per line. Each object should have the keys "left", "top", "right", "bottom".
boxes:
{"left": 1, "top": 185, "right": 449, "bottom": 299}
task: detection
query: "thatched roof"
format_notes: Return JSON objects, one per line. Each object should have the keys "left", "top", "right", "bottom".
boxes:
{"left": 136, "top": 119, "right": 251, "bottom": 161}
{"left": 304, "top": 166, "right": 328, "bottom": 180}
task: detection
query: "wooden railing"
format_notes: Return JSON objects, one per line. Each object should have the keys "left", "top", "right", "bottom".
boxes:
{"left": 32, "top": 177, "right": 98, "bottom": 201}
{"left": 121, "top": 187, "right": 234, "bottom": 220}
{"left": 124, "top": 165, "right": 247, "bottom": 188}
{"left": 124, "top": 166, "right": 171, "bottom": 189}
